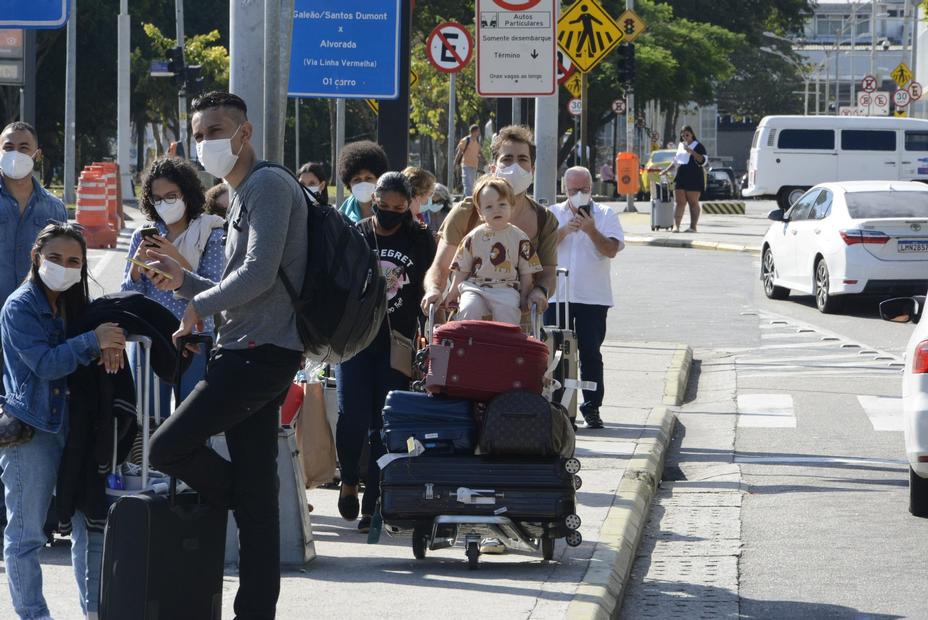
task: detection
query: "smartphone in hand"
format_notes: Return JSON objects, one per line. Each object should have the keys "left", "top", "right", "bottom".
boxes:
{"left": 578, "top": 204, "right": 591, "bottom": 216}
{"left": 139, "top": 226, "right": 159, "bottom": 248}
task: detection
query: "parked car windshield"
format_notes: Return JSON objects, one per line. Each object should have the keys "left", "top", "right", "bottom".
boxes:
{"left": 709, "top": 170, "right": 730, "bottom": 181}
{"left": 845, "top": 191, "right": 928, "bottom": 219}
{"left": 651, "top": 151, "right": 675, "bottom": 163}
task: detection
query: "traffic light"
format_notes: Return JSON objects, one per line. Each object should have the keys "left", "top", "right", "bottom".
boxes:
{"left": 616, "top": 43, "right": 635, "bottom": 84}
{"left": 166, "top": 46, "right": 185, "bottom": 88}
{"left": 185, "top": 65, "right": 205, "bottom": 94}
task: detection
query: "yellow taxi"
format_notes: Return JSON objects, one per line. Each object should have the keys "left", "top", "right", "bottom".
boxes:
{"left": 639, "top": 149, "right": 676, "bottom": 198}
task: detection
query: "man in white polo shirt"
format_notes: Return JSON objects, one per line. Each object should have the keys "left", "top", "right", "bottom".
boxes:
{"left": 545, "top": 166, "right": 624, "bottom": 429}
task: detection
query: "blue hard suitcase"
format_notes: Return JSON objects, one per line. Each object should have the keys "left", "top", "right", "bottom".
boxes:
{"left": 381, "top": 391, "right": 476, "bottom": 455}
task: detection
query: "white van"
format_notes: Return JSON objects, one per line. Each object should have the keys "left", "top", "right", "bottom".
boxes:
{"left": 744, "top": 115, "right": 928, "bottom": 209}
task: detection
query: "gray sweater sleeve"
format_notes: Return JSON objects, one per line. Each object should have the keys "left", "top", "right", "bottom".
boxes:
{"left": 175, "top": 270, "right": 215, "bottom": 300}
{"left": 190, "top": 169, "right": 293, "bottom": 318}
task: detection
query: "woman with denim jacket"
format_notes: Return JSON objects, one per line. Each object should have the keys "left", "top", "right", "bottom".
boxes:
{"left": 0, "top": 224, "right": 125, "bottom": 620}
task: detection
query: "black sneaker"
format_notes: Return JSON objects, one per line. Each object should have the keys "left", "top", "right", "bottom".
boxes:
{"left": 358, "top": 515, "right": 372, "bottom": 533}
{"left": 582, "top": 408, "right": 604, "bottom": 429}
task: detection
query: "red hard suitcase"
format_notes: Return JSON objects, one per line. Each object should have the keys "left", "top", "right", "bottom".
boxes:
{"left": 425, "top": 320, "right": 549, "bottom": 402}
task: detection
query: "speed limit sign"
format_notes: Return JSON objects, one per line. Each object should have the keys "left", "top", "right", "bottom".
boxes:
{"left": 567, "top": 98, "right": 582, "bottom": 116}
{"left": 894, "top": 88, "right": 911, "bottom": 108}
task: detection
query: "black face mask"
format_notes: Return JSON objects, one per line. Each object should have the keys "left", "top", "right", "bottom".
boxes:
{"left": 373, "top": 204, "right": 410, "bottom": 230}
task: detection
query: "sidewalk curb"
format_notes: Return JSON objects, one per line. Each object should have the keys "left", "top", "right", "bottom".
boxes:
{"left": 624, "top": 235, "right": 761, "bottom": 256}
{"left": 566, "top": 344, "right": 691, "bottom": 620}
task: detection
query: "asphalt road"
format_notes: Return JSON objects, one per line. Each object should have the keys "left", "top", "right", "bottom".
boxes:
{"left": 616, "top": 244, "right": 928, "bottom": 618}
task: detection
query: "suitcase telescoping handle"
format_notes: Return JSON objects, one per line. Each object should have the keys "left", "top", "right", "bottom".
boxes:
{"left": 555, "top": 267, "right": 570, "bottom": 330}
{"left": 426, "top": 303, "right": 437, "bottom": 342}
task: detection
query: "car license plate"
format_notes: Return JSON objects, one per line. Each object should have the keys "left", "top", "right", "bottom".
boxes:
{"left": 897, "top": 240, "right": 928, "bottom": 253}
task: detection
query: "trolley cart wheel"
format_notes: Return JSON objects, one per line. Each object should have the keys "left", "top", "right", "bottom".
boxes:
{"left": 466, "top": 541, "right": 480, "bottom": 570}
{"left": 573, "top": 475, "right": 583, "bottom": 490}
{"left": 542, "top": 536, "right": 555, "bottom": 561}
{"left": 412, "top": 525, "right": 430, "bottom": 560}
{"left": 565, "top": 458, "right": 581, "bottom": 475}
{"left": 565, "top": 530, "right": 583, "bottom": 547}
{"left": 564, "top": 513, "right": 582, "bottom": 531}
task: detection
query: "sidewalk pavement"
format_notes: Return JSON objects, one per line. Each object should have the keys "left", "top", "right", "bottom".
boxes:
{"left": 603, "top": 200, "right": 773, "bottom": 255}
{"left": 0, "top": 341, "right": 689, "bottom": 620}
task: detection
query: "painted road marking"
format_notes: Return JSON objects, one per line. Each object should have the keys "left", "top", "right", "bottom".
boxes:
{"left": 737, "top": 394, "right": 795, "bottom": 428}
{"left": 735, "top": 455, "right": 907, "bottom": 467}
{"left": 857, "top": 395, "right": 904, "bottom": 432}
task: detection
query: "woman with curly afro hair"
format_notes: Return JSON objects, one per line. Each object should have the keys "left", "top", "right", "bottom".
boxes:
{"left": 337, "top": 140, "right": 389, "bottom": 222}
{"left": 122, "top": 157, "right": 226, "bottom": 417}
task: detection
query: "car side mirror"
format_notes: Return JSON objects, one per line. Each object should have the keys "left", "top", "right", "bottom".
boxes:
{"left": 767, "top": 209, "right": 785, "bottom": 222}
{"left": 880, "top": 296, "right": 922, "bottom": 324}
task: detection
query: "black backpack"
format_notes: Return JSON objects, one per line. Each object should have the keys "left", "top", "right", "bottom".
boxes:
{"left": 253, "top": 162, "right": 386, "bottom": 363}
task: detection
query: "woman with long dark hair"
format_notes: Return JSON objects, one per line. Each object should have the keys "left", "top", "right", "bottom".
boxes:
{"left": 672, "top": 125, "right": 708, "bottom": 233}
{"left": 335, "top": 172, "right": 436, "bottom": 532}
{"left": 0, "top": 224, "right": 125, "bottom": 619}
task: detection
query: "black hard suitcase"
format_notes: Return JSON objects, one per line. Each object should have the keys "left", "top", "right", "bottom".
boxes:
{"left": 382, "top": 390, "right": 476, "bottom": 455}
{"left": 99, "top": 334, "right": 226, "bottom": 620}
{"left": 380, "top": 456, "right": 576, "bottom": 526}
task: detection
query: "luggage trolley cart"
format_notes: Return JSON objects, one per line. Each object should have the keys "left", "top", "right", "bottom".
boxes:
{"left": 390, "top": 305, "right": 583, "bottom": 570}
{"left": 651, "top": 174, "right": 675, "bottom": 231}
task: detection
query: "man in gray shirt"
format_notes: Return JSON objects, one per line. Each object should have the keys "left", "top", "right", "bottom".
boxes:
{"left": 146, "top": 92, "right": 307, "bottom": 620}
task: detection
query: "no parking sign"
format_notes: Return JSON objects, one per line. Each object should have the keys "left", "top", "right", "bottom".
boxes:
{"left": 427, "top": 22, "right": 473, "bottom": 74}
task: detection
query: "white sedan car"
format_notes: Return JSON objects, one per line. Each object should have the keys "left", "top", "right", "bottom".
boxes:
{"left": 762, "top": 181, "right": 928, "bottom": 313}
{"left": 880, "top": 295, "right": 928, "bottom": 517}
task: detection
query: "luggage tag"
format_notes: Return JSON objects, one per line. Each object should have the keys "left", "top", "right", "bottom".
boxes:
{"left": 376, "top": 439, "right": 426, "bottom": 470}
{"left": 455, "top": 487, "right": 496, "bottom": 505}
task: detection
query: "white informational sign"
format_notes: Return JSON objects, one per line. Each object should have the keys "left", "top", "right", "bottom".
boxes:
{"left": 567, "top": 98, "right": 582, "bottom": 116}
{"left": 476, "top": 0, "right": 556, "bottom": 96}
{"left": 858, "top": 90, "right": 889, "bottom": 116}
{"left": 839, "top": 106, "right": 865, "bottom": 116}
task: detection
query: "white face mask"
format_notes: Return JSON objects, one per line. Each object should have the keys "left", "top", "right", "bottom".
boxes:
{"left": 495, "top": 163, "right": 534, "bottom": 196}
{"left": 307, "top": 185, "right": 321, "bottom": 195}
{"left": 154, "top": 199, "right": 186, "bottom": 225}
{"left": 351, "top": 182, "right": 376, "bottom": 204}
{"left": 569, "top": 192, "right": 592, "bottom": 209}
{"left": 38, "top": 260, "right": 83, "bottom": 292}
{"left": 196, "top": 125, "right": 244, "bottom": 179}
{"left": 0, "top": 150, "right": 35, "bottom": 180}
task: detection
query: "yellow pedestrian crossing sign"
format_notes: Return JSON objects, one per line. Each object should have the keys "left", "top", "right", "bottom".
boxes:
{"left": 557, "top": 1, "right": 624, "bottom": 73}
{"left": 616, "top": 9, "right": 646, "bottom": 42}
{"left": 563, "top": 72, "right": 582, "bottom": 98}
{"left": 892, "top": 62, "right": 913, "bottom": 88}
{"left": 367, "top": 70, "right": 419, "bottom": 114}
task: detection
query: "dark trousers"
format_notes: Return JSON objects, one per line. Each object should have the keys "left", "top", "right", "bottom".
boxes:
{"left": 544, "top": 303, "right": 609, "bottom": 411}
{"left": 334, "top": 327, "right": 408, "bottom": 516}
{"left": 149, "top": 345, "right": 301, "bottom": 620}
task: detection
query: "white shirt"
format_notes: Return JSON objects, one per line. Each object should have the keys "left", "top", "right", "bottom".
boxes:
{"left": 549, "top": 200, "right": 625, "bottom": 307}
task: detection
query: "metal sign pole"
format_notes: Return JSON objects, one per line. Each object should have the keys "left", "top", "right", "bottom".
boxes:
{"left": 447, "top": 72, "right": 457, "bottom": 189}
{"left": 580, "top": 72, "right": 588, "bottom": 168}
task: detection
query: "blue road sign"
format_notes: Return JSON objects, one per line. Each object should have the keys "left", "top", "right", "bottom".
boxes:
{"left": 288, "top": 1, "right": 402, "bottom": 99}
{"left": 0, "top": 0, "right": 70, "bottom": 29}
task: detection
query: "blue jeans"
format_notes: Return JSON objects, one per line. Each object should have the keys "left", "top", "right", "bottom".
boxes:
{"left": 70, "top": 510, "right": 103, "bottom": 616}
{"left": 544, "top": 303, "right": 609, "bottom": 411}
{"left": 335, "top": 327, "right": 409, "bottom": 515}
{"left": 462, "top": 166, "right": 477, "bottom": 196}
{"left": 0, "top": 428, "right": 64, "bottom": 619}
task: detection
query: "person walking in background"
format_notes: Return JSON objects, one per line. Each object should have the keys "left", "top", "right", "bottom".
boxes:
{"left": 337, "top": 141, "right": 389, "bottom": 223}
{"left": 547, "top": 166, "right": 624, "bottom": 430}
{"left": 143, "top": 91, "right": 307, "bottom": 620}
{"left": 0, "top": 121, "right": 68, "bottom": 535}
{"left": 454, "top": 124, "right": 482, "bottom": 196}
{"left": 401, "top": 166, "right": 436, "bottom": 224}
{"left": 0, "top": 224, "right": 125, "bottom": 620}
{"left": 204, "top": 183, "right": 229, "bottom": 218}
{"left": 297, "top": 161, "right": 329, "bottom": 205}
{"left": 671, "top": 125, "right": 707, "bottom": 233}
{"left": 336, "top": 172, "right": 436, "bottom": 533}
{"left": 122, "top": 157, "right": 225, "bottom": 419}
